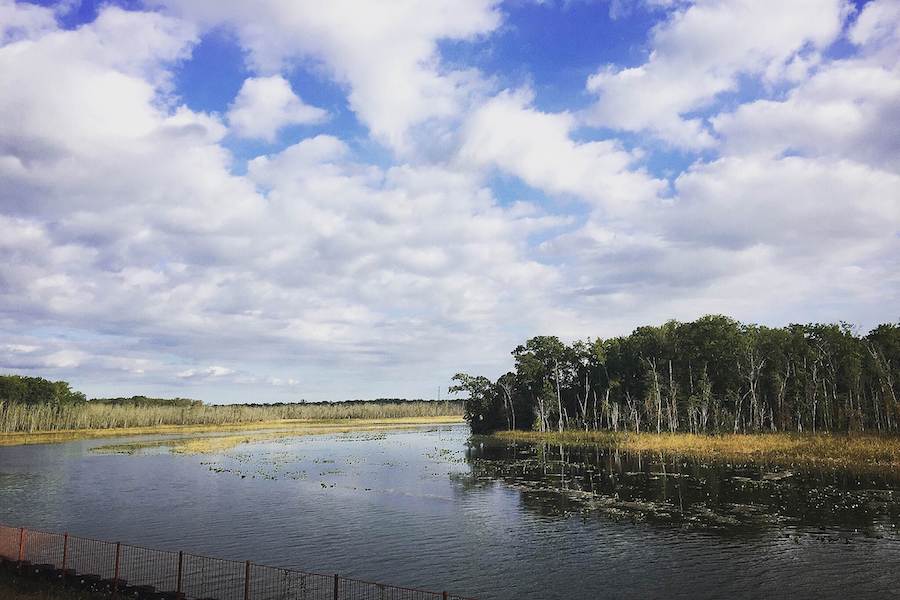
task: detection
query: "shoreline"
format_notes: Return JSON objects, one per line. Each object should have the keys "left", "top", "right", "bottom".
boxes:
{"left": 0, "top": 415, "right": 465, "bottom": 447}
{"left": 492, "top": 429, "right": 900, "bottom": 471}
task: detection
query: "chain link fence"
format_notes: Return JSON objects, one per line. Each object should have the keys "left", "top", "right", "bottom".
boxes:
{"left": 0, "top": 524, "right": 474, "bottom": 600}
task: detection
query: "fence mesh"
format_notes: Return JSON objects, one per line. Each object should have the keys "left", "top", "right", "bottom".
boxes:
{"left": 119, "top": 543, "right": 179, "bottom": 592}
{"left": 21, "top": 529, "right": 64, "bottom": 567}
{"left": 68, "top": 534, "right": 118, "bottom": 580}
{"left": 0, "top": 523, "right": 474, "bottom": 600}
{"left": 249, "top": 563, "right": 334, "bottom": 600}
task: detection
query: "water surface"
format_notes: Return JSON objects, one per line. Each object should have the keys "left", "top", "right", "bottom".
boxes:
{"left": 0, "top": 425, "right": 898, "bottom": 599}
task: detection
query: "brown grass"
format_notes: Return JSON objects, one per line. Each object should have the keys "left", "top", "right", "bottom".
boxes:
{"left": 0, "top": 415, "right": 464, "bottom": 447}
{"left": 494, "top": 429, "right": 900, "bottom": 470}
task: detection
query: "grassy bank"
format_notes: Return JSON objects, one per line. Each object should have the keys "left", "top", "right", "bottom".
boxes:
{"left": 0, "top": 400, "right": 463, "bottom": 435}
{"left": 493, "top": 430, "right": 900, "bottom": 470}
{"left": 0, "top": 415, "right": 464, "bottom": 447}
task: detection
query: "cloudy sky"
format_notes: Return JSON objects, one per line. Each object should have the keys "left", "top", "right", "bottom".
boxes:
{"left": 1, "top": 0, "right": 898, "bottom": 402}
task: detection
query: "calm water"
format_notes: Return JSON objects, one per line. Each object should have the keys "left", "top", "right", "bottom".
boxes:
{"left": 1, "top": 425, "right": 898, "bottom": 599}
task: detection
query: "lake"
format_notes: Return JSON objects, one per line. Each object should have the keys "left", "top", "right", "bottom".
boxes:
{"left": 1, "top": 425, "right": 898, "bottom": 599}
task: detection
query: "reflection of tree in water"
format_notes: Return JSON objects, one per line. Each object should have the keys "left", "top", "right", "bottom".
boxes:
{"left": 452, "top": 438, "right": 900, "bottom": 535}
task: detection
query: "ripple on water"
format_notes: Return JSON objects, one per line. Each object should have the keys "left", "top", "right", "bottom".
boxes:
{"left": 0, "top": 426, "right": 898, "bottom": 599}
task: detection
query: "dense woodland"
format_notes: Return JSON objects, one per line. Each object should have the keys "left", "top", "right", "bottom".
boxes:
{"left": 0, "top": 375, "right": 87, "bottom": 405}
{"left": 0, "top": 375, "right": 462, "bottom": 433}
{"left": 451, "top": 315, "right": 900, "bottom": 435}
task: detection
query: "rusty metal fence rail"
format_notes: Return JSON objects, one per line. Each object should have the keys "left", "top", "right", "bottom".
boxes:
{"left": 0, "top": 524, "right": 474, "bottom": 600}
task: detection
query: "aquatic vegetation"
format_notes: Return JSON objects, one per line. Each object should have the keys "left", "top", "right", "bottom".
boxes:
{"left": 464, "top": 438, "right": 900, "bottom": 533}
{"left": 493, "top": 430, "right": 900, "bottom": 471}
{"left": 3, "top": 415, "right": 463, "bottom": 447}
{"left": 88, "top": 417, "right": 462, "bottom": 454}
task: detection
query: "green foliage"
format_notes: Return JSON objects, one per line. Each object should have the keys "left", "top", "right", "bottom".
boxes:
{"left": 0, "top": 375, "right": 86, "bottom": 405}
{"left": 450, "top": 373, "right": 503, "bottom": 434}
{"left": 455, "top": 315, "right": 900, "bottom": 436}
{"left": 91, "top": 396, "right": 202, "bottom": 407}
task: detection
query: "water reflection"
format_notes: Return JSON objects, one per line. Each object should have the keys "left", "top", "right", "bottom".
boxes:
{"left": 3, "top": 427, "right": 900, "bottom": 599}
{"left": 460, "top": 437, "right": 900, "bottom": 534}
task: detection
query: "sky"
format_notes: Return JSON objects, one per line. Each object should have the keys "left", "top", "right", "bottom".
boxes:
{"left": 1, "top": 0, "right": 899, "bottom": 403}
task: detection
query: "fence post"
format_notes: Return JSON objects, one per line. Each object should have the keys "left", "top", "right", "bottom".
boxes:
{"left": 17, "top": 528, "right": 25, "bottom": 565}
{"left": 176, "top": 550, "right": 183, "bottom": 596}
{"left": 113, "top": 542, "right": 121, "bottom": 593}
{"left": 333, "top": 573, "right": 339, "bottom": 600}
{"left": 62, "top": 533, "right": 68, "bottom": 571}
{"left": 244, "top": 560, "right": 251, "bottom": 600}
{"left": 443, "top": 593, "right": 448, "bottom": 600}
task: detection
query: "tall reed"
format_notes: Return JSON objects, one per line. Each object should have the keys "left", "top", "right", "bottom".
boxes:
{"left": 0, "top": 400, "right": 464, "bottom": 433}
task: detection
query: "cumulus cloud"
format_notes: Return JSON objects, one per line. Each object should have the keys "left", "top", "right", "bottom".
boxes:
{"left": 1, "top": 0, "right": 898, "bottom": 401}
{"left": 458, "top": 88, "right": 665, "bottom": 213}
{"left": 585, "top": 0, "right": 851, "bottom": 148}
{"left": 227, "top": 75, "right": 327, "bottom": 141}
{"left": 156, "top": 0, "right": 501, "bottom": 151}
{"left": 0, "top": 2, "right": 558, "bottom": 400}
{"left": 712, "top": 0, "right": 900, "bottom": 171}
{"left": 0, "top": 0, "right": 56, "bottom": 43}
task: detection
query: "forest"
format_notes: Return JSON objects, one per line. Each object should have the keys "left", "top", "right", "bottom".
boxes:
{"left": 451, "top": 315, "right": 900, "bottom": 435}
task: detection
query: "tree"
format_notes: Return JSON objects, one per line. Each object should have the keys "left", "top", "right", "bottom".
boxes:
{"left": 455, "top": 316, "right": 900, "bottom": 437}
{"left": 450, "top": 373, "right": 503, "bottom": 434}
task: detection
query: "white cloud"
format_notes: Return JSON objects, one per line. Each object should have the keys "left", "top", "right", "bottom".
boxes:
{"left": 712, "top": 1, "right": 900, "bottom": 171}
{"left": 850, "top": 0, "right": 900, "bottom": 52}
{"left": 0, "top": 3, "right": 559, "bottom": 400}
{"left": 667, "top": 156, "right": 900, "bottom": 252}
{"left": 585, "top": 0, "right": 852, "bottom": 148}
{"left": 0, "top": 0, "right": 56, "bottom": 43}
{"left": 458, "top": 88, "right": 665, "bottom": 213}
{"left": 712, "top": 61, "right": 900, "bottom": 171}
{"left": 535, "top": 152, "right": 900, "bottom": 340}
{"left": 156, "top": 0, "right": 501, "bottom": 152}
{"left": 178, "top": 366, "right": 234, "bottom": 379}
{"left": 1, "top": 0, "right": 898, "bottom": 402}
{"left": 227, "top": 75, "right": 327, "bottom": 141}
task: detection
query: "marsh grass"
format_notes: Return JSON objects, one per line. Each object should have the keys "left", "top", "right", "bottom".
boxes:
{"left": 494, "top": 430, "right": 900, "bottom": 470}
{"left": 0, "top": 412, "right": 463, "bottom": 447}
{"left": 0, "top": 400, "right": 463, "bottom": 436}
{"left": 89, "top": 416, "right": 462, "bottom": 454}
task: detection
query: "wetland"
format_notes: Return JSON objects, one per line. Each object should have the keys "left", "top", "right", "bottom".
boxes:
{"left": 1, "top": 424, "right": 898, "bottom": 599}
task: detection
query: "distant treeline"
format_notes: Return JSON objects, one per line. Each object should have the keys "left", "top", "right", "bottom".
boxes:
{"left": 451, "top": 315, "right": 900, "bottom": 435}
{"left": 0, "top": 375, "right": 86, "bottom": 405}
{"left": 91, "top": 396, "right": 202, "bottom": 407}
{"left": 0, "top": 375, "right": 463, "bottom": 433}
{"left": 0, "top": 376, "right": 202, "bottom": 407}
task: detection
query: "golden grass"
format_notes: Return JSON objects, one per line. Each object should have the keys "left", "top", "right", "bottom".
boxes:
{"left": 494, "top": 429, "right": 900, "bottom": 470}
{"left": 0, "top": 401, "right": 464, "bottom": 434}
{"left": 0, "top": 415, "right": 464, "bottom": 448}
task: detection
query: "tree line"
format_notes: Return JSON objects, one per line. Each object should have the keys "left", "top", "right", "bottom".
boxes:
{"left": 0, "top": 375, "right": 200, "bottom": 407}
{"left": 450, "top": 315, "right": 900, "bottom": 435}
{"left": 0, "top": 375, "right": 87, "bottom": 405}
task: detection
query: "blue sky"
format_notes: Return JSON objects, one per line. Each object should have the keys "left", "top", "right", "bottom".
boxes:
{"left": 1, "top": 0, "right": 898, "bottom": 402}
